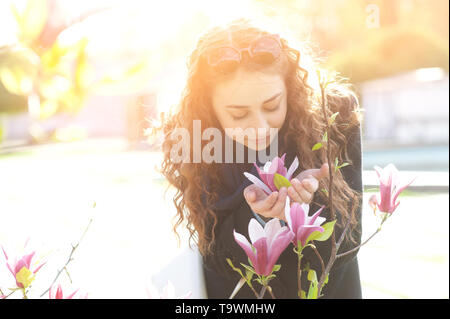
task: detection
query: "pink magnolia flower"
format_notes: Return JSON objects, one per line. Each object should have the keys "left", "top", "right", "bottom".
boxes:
{"left": 285, "top": 197, "right": 326, "bottom": 247}
{"left": 2, "top": 241, "right": 46, "bottom": 289}
{"left": 233, "top": 218, "right": 294, "bottom": 276}
{"left": 147, "top": 281, "right": 192, "bottom": 299}
{"left": 244, "top": 153, "right": 299, "bottom": 194}
{"left": 372, "top": 164, "right": 415, "bottom": 214}
{"left": 49, "top": 284, "right": 88, "bottom": 299}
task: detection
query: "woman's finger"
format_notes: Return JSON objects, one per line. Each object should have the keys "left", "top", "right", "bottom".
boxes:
{"left": 252, "top": 191, "right": 278, "bottom": 213}
{"left": 287, "top": 185, "right": 303, "bottom": 204}
{"left": 301, "top": 176, "right": 319, "bottom": 193}
{"left": 291, "top": 178, "right": 313, "bottom": 203}
{"left": 295, "top": 163, "right": 329, "bottom": 182}
{"left": 268, "top": 187, "right": 288, "bottom": 218}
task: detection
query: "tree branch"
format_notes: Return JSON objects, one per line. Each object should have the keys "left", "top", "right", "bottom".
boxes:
{"left": 40, "top": 216, "right": 93, "bottom": 297}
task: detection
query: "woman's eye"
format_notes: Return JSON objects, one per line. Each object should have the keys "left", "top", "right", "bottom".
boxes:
{"left": 230, "top": 112, "right": 248, "bottom": 120}
{"left": 264, "top": 103, "right": 280, "bottom": 112}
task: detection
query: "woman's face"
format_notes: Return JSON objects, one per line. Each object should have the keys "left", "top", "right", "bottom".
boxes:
{"left": 211, "top": 68, "right": 288, "bottom": 151}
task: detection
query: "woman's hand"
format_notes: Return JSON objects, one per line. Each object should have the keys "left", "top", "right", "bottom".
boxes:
{"left": 287, "top": 163, "right": 329, "bottom": 204}
{"left": 243, "top": 163, "right": 329, "bottom": 222}
{"left": 243, "top": 185, "right": 288, "bottom": 222}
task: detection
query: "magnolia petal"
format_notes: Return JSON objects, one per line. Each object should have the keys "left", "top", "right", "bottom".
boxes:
{"left": 286, "top": 157, "right": 299, "bottom": 180}
{"left": 66, "top": 289, "right": 79, "bottom": 299}
{"left": 267, "top": 229, "right": 294, "bottom": 272}
{"left": 378, "top": 173, "right": 393, "bottom": 213}
{"left": 284, "top": 197, "right": 292, "bottom": 229}
{"left": 56, "top": 285, "right": 64, "bottom": 299}
{"left": 298, "top": 225, "right": 324, "bottom": 247}
{"left": 33, "top": 261, "right": 46, "bottom": 274}
{"left": 300, "top": 203, "right": 310, "bottom": 216}
{"left": 258, "top": 172, "right": 277, "bottom": 192}
{"left": 263, "top": 161, "right": 272, "bottom": 173}
{"left": 253, "top": 237, "right": 269, "bottom": 276}
{"left": 14, "top": 259, "right": 27, "bottom": 274}
{"left": 1, "top": 246, "right": 8, "bottom": 261}
{"left": 392, "top": 176, "right": 416, "bottom": 209}
{"left": 268, "top": 158, "right": 279, "bottom": 174}
{"left": 309, "top": 205, "right": 325, "bottom": 225}
{"left": 264, "top": 218, "right": 282, "bottom": 248}
{"left": 314, "top": 216, "right": 327, "bottom": 226}
{"left": 290, "top": 203, "right": 307, "bottom": 234}
{"left": 243, "top": 172, "right": 272, "bottom": 194}
{"left": 22, "top": 251, "right": 35, "bottom": 269}
{"left": 277, "top": 154, "right": 288, "bottom": 176}
{"left": 248, "top": 218, "right": 265, "bottom": 244}
{"left": 368, "top": 194, "right": 378, "bottom": 210}
{"left": 233, "top": 230, "right": 257, "bottom": 267}
{"left": 269, "top": 225, "right": 291, "bottom": 252}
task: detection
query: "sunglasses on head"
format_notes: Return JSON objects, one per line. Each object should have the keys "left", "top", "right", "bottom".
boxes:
{"left": 205, "top": 34, "right": 282, "bottom": 74}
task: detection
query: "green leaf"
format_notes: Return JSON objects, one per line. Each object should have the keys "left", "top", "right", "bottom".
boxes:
{"left": 307, "top": 269, "right": 317, "bottom": 282}
{"left": 307, "top": 282, "right": 318, "bottom": 299}
{"left": 265, "top": 274, "right": 276, "bottom": 281}
{"left": 272, "top": 264, "right": 281, "bottom": 273}
{"left": 321, "top": 188, "right": 328, "bottom": 196}
{"left": 322, "top": 131, "right": 328, "bottom": 142}
{"left": 240, "top": 263, "right": 256, "bottom": 275}
{"left": 307, "top": 269, "right": 319, "bottom": 299}
{"left": 311, "top": 220, "right": 337, "bottom": 242}
{"left": 273, "top": 173, "right": 292, "bottom": 190}
{"left": 328, "top": 112, "right": 339, "bottom": 125}
{"left": 334, "top": 157, "right": 339, "bottom": 172}
{"left": 338, "top": 162, "right": 350, "bottom": 169}
{"left": 312, "top": 142, "right": 323, "bottom": 151}
{"left": 300, "top": 290, "right": 307, "bottom": 299}
{"left": 245, "top": 269, "right": 254, "bottom": 282}
{"left": 227, "top": 258, "right": 244, "bottom": 278}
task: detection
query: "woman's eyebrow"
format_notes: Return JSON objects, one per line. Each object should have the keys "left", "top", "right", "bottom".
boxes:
{"left": 225, "top": 92, "right": 282, "bottom": 109}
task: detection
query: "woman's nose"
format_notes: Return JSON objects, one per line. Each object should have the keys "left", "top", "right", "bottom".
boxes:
{"left": 251, "top": 113, "right": 271, "bottom": 135}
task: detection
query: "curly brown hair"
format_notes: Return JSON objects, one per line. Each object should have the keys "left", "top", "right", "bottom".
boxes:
{"left": 150, "top": 18, "right": 363, "bottom": 256}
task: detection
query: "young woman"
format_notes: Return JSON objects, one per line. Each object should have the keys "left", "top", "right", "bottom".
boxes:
{"left": 155, "top": 19, "right": 364, "bottom": 299}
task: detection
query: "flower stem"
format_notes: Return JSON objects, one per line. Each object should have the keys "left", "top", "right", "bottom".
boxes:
{"left": 258, "top": 286, "right": 267, "bottom": 299}
{"left": 316, "top": 77, "right": 338, "bottom": 297}
{"left": 266, "top": 285, "right": 276, "bottom": 299}
{"left": 40, "top": 216, "right": 93, "bottom": 297}
{"left": 297, "top": 252, "right": 303, "bottom": 299}
{"left": 310, "top": 244, "right": 325, "bottom": 278}
{"left": 337, "top": 214, "right": 388, "bottom": 258}
{"left": 249, "top": 284, "right": 259, "bottom": 298}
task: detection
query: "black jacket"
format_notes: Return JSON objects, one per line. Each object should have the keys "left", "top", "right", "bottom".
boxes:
{"left": 201, "top": 123, "right": 363, "bottom": 299}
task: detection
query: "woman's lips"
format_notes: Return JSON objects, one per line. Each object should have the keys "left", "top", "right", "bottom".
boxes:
{"left": 249, "top": 135, "right": 271, "bottom": 144}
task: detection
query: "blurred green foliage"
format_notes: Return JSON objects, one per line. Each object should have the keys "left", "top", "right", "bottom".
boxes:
{"left": 0, "top": 0, "right": 91, "bottom": 118}
{"left": 0, "top": 0, "right": 150, "bottom": 121}
{"left": 328, "top": 27, "right": 449, "bottom": 83}
{"left": 254, "top": 0, "right": 449, "bottom": 83}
